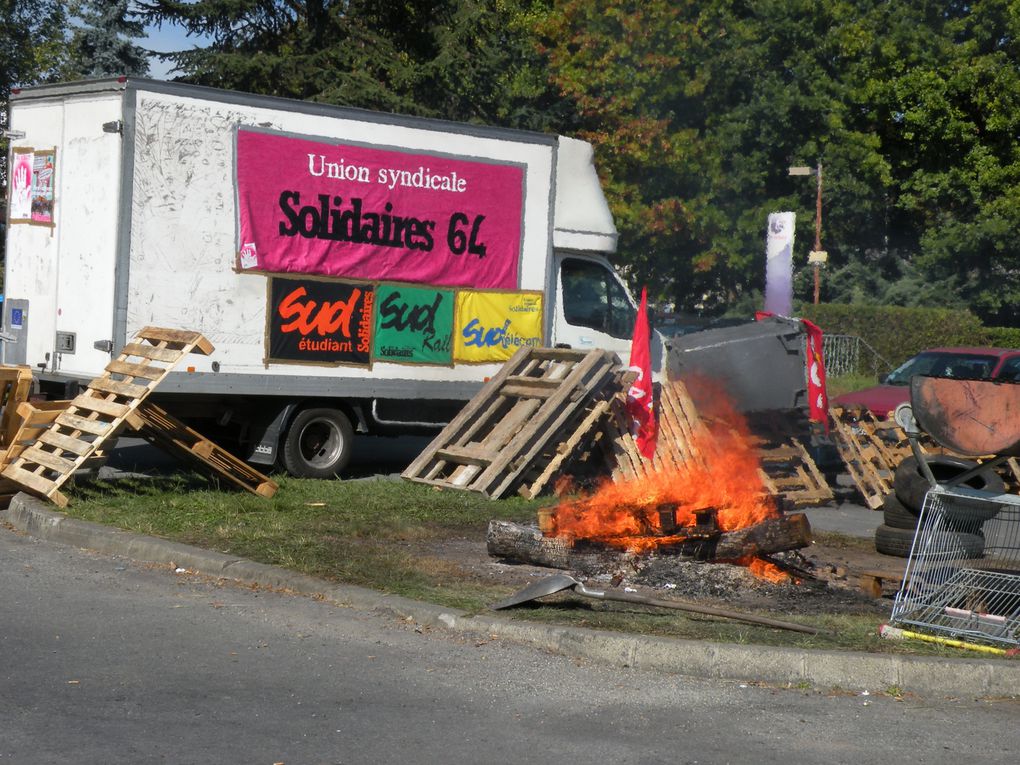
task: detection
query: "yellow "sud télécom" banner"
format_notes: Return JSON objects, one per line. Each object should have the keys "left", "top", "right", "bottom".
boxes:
{"left": 453, "top": 291, "right": 544, "bottom": 363}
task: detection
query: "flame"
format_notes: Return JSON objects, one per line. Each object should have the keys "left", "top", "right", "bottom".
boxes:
{"left": 550, "top": 374, "right": 788, "bottom": 582}
{"left": 740, "top": 556, "right": 793, "bottom": 584}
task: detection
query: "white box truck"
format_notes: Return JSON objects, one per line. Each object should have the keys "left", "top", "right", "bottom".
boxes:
{"left": 3, "top": 78, "right": 656, "bottom": 477}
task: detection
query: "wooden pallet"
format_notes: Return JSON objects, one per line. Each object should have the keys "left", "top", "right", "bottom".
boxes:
{"left": 402, "top": 347, "right": 621, "bottom": 498}
{"left": 829, "top": 406, "right": 901, "bottom": 509}
{"left": 653, "top": 379, "right": 707, "bottom": 473}
{"left": 0, "top": 365, "right": 33, "bottom": 448}
{"left": 1, "top": 327, "right": 213, "bottom": 507}
{"left": 130, "top": 401, "right": 277, "bottom": 497}
{"left": 515, "top": 396, "right": 613, "bottom": 499}
{"left": 602, "top": 379, "right": 708, "bottom": 482}
{"left": 756, "top": 441, "right": 833, "bottom": 507}
{"left": 745, "top": 410, "right": 833, "bottom": 508}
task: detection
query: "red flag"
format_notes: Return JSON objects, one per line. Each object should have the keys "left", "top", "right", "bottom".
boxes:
{"left": 801, "top": 318, "right": 829, "bottom": 432}
{"left": 626, "top": 287, "right": 658, "bottom": 459}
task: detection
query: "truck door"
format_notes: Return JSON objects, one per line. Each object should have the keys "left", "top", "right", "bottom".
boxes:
{"left": 553, "top": 255, "right": 637, "bottom": 357}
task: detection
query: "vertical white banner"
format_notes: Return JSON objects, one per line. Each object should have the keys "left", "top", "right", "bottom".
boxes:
{"left": 764, "top": 211, "right": 795, "bottom": 316}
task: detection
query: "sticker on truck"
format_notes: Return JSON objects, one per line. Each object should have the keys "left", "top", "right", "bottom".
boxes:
{"left": 372, "top": 284, "right": 455, "bottom": 366}
{"left": 454, "top": 291, "right": 543, "bottom": 363}
{"left": 266, "top": 275, "right": 374, "bottom": 367}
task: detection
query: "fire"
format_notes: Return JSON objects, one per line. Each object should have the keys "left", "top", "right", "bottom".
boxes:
{"left": 740, "top": 555, "right": 793, "bottom": 584}
{"left": 550, "top": 374, "right": 788, "bottom": 580}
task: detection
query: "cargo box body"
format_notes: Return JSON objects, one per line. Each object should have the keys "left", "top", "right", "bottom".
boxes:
{"left": 4, "top": 79, "right": 648, "bottom": 475}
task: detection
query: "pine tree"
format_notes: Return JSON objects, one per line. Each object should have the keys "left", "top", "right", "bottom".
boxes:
{"left": 70, "top": 0, "right": 149, "bottom": 77}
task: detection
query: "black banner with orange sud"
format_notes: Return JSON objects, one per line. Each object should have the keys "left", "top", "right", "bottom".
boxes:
{"left": 267, "top": 276, "right": 374, "bottom": 366}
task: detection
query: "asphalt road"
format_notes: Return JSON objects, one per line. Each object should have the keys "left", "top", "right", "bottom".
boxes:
{"left": 2, "top": 528, "right": 1018, "bottom": 765}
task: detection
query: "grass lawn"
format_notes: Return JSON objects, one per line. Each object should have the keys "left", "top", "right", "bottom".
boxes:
{"left": 59, "top": 470, "right": 1002, "bottom": 661}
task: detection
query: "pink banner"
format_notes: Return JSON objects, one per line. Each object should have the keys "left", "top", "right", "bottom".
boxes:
{"left": 236, "top": 128, "right": 525, "bottom": 289}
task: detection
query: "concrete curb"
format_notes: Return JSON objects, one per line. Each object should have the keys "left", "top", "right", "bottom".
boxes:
{"left": 4, "top": 493, "right": 1018, "bottom": 698}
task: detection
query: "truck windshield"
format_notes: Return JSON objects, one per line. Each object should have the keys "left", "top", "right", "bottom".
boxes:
{"left": 560, "top": 258, "right": 636, "bottom": 339}
{"left": 885, "top": 352, "right": 998, "bottom": 385}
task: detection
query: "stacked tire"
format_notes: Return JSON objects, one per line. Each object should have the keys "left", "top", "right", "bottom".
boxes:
{"left": 874, "top": 456, "right": 1002, "bottom": 558}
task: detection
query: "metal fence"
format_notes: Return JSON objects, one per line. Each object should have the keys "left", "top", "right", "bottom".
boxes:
{"left": 822, "top": 334, "right": 892, "bottom": 378}
{"left": 890, "top": 487, "right": 1020, "bottom": 647}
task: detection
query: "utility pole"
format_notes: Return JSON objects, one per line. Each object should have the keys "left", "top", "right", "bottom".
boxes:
{"left": 788, "top": 162, "right": 827, "bottom": 304}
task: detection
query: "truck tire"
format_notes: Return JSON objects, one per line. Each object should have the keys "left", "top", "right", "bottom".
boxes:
{"left": 282, "top": 407, "right": 354, "bottom": 479}
{"left": 893, "top": 456, "right": 1004, "bottom": 518}
{"left": 882, "top": 493, "right": 920, "bottom": 530}
{"left": 874, "top": 523, "right": 984, "bottom": 559}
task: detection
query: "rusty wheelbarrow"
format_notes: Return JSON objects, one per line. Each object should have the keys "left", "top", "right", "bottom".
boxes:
{"left": 911, "top": 375, "right": 1020, "bottom": 456}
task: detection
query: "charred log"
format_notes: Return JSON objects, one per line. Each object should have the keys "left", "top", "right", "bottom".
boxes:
{"left": 486, "top": 514, "right": 812, "bottom": 571}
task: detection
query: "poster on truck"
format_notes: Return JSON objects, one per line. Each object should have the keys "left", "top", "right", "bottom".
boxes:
{"left": 30, "top": 149, "right": 56, "bottom": 226}
{"left": 9, "top": 149, "right": 33, "bottom": 222}
{"left": 454, "top": 290, "right": 543, "bottom": 363}
{"left": 373, "top": 284, "right": 454, "bottom": 365}
{"left": 235, "top": 127, "right": 526, "bottom": 289}
{"left": 266, "top": 275, "right": 374, "bottom": 367}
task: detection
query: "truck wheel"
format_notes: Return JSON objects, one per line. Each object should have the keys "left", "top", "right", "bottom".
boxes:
{"left": 282, "top": 408, "right": 354, "bottom": 479}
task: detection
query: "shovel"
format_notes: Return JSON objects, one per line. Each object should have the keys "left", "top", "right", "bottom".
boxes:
{"left": 491, "top": 573, "right": 822, "bottom": 636}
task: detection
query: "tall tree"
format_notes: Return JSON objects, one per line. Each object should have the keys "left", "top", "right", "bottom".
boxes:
{"left": 68, "top": 0, "right": 150, "bottom": 77}
{"left": 540, "top": 0, "right": 1020, "bottom": 324}
{"left": 136, "top": 0, "right": 570, "bottom": 130}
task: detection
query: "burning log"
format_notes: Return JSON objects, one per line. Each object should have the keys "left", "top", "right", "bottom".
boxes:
{"left": 486, "top": 514, "right": 812, "bottom": 573}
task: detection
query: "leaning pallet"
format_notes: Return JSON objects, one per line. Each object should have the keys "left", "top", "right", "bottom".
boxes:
{"left": 756, "top": 441, "right": 833, "bottom": 508}
{"left": 514, "top": 396, "right": 613, "bottom": 500}
{"left": 1, "top": 327, "right": 213, "bottom": 507}
{"left": 402, "top": 347, "right": 621, "bottom": 499}
{"left": 829, "top": 406, "right": 901, "bottom": 509}
{"left": 130, "top": 400, "right": 278, "bottom": 498}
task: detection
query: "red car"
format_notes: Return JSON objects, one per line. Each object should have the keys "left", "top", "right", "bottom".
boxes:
{"left": 831, "top": 346, "right": 1020, "bottom": 418}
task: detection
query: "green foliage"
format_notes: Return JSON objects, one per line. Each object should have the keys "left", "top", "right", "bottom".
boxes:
{"left": 983, "top": 325, "right": 1020, "bottom": 349}
{"left": 820, "top": 258, "right": 968, "bottom": 309}
{"left": 68, "top": 0, "right": 149, "bottom": 77}
{"left": 135, "top": 0, "right": 570, "bottom": 130}
{"left": 539, "top": 0, "right": 1020, "bottom": 325}
{"left": 0, "top": 0, "right": 72, "bottom": 94}
{"left": 799, "top": 302, "right": 989, "bottom": 366}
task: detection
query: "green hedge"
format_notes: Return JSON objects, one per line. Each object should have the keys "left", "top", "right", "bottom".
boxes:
{"left": 984, "top": 326, "right": 1020, "bottom": 349}
{"left": 797, "top": 303, "right": 1002, "bottom": 369}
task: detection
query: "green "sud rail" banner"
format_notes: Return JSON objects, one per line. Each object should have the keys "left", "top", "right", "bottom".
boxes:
{"left": 372, "top": 284, "right": 454, "bottom": 365}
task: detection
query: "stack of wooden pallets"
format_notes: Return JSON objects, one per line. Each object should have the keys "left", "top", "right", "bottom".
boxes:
{"left": 601, "top": 379, "right": 707, "bottom": 482}
{"left": 829, "top": 406, "right": 914, "bottom": 509}
{"left": 404, "top": 348, "right": 835, "bottom": 506}
{"left": 0, "top": 327, "right": 277, "bottom": 507}
{"left": 829, "top": 404, "right": 1020, "bottom": 507}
